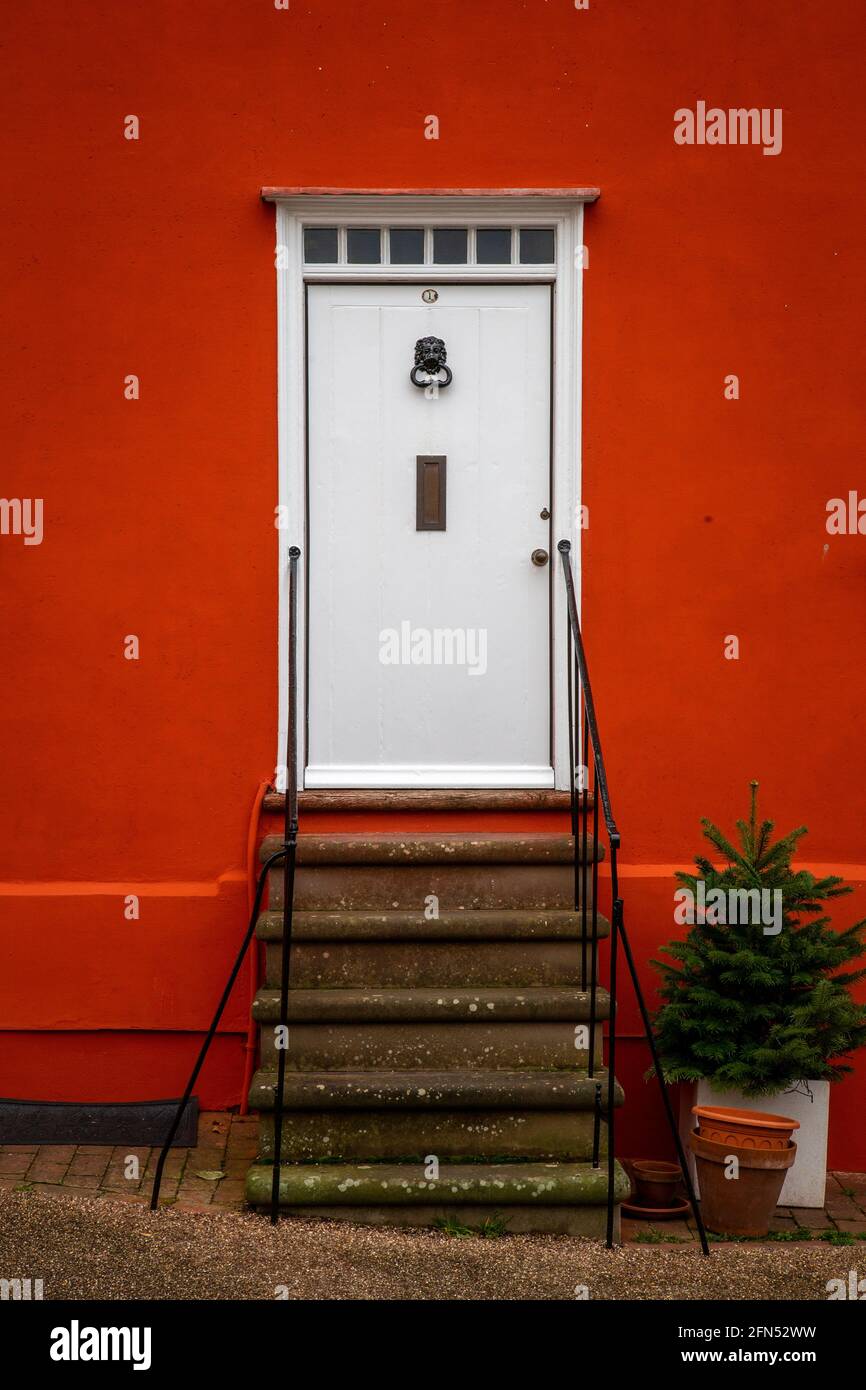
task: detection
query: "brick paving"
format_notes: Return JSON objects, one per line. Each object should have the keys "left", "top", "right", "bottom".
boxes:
{"left": 2, "top": 1116, "right": 865, "bottom": 1244}
{"left": 622, "top": 1172, "right": 866, "bottom": 1245}
{"left": 0, "top": 1112, "right": 258, "bottom": 1213}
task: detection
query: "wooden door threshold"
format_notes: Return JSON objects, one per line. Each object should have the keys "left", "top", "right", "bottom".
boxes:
{"left": 264, "top": 789, "right": 578, "bottom": 813}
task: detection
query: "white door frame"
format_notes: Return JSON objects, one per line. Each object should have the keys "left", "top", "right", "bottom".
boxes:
{"left": 265, "top": 192, "right": 596, "bottom": 792}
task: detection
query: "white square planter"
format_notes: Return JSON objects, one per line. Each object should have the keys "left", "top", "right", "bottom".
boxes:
{"left": 678, "top": 1080, "right": 830, "bottom": 1209}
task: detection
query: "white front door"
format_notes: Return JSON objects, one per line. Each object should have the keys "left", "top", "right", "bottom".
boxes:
{"left": 306, "top": 282, "right": 553, "bottom": 788}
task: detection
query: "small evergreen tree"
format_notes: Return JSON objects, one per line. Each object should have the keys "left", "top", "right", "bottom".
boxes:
{"left": 652, "top": 783, "right": 866, "bottom": 1096}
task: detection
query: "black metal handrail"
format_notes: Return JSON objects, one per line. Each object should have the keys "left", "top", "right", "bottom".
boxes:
{"left": 557, "top": 540, "right": 708, "bottom": 1254}
{"left": 151, "top": 546, "right": 301, "bottom": 1225}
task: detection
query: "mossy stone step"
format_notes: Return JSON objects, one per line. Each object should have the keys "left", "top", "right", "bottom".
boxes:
{"left": 262, "top": 940, "right": 595, "bottom": 989}
{"left": 269, "top": 864, "right": 595, "bottom": 912}
{"left": 256, "top": 1106, "right": 607, "bottom": 1162}
{"left": 262, "top": 833, "right": 601, "bottom": 913}
{"left": 245, "top": 1159, "right": 631, "bottom": 1209}
{"left": 249, "top": 1067, "right": 623, "bottom": 1112}
{"left": 258, "top": 1020, "right": 604, "bottom": 1070}
{"left": 261, "top": 833, "right": 604, "bottom": 866}
{"left": 256, "top": 907, "right": 611, "bottom": 942}
{"left": 252, "top": 985, "right": 611, "bottom": 1024}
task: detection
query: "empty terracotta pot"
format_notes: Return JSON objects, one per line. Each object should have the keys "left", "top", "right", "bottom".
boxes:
{"left": 692, "top": 1104, "right": 799, "bottom": 1150}
{"left": 689, "top": 1128, "right": 797, "bottom": 1236}
{"left": 631, "top": 1160, "right": 682, "bottom": 1206}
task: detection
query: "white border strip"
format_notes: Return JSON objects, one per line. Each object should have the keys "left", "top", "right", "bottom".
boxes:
{"left": 273, "top": 195, "right": 587, "bottom": 791}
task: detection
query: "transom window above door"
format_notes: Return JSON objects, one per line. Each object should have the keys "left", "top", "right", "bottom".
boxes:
{"left": 302, "top": 225, "right": 556, "bottom": 267}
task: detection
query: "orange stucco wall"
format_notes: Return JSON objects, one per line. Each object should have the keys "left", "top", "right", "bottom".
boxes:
{"left": 2, "top": 1, "right": 864, "bottom": 1166}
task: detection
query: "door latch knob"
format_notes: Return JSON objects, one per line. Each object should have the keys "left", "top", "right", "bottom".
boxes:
{"left": 531, "top": 548, "right": 550, "bottom": 567}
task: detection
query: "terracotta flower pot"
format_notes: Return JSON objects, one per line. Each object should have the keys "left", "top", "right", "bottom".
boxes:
{"left": 688, "top": 1128, "right": 797, "bottom": 1237}
{"left": 631, "top": 1160, "right": 682, "bottom": 1207}
{"left": 692, "top": 1104, "right": 799, "bottom": 1150}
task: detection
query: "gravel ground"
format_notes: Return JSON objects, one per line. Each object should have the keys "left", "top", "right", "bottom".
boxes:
{"left": 0, "top": 1188, "right": 854, "bottom": 1301}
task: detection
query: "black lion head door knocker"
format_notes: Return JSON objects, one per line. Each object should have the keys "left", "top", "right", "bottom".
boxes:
{"left": 410, "top": 336, "right": 453, "bottom": 389}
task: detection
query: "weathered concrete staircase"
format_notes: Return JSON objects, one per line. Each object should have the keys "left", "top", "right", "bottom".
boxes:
{"left": 244, "top": 832, "right": 630, "bottom": 1236}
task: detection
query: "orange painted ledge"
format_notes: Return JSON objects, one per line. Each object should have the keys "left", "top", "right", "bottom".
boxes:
{"left": 0, "top": 872, "right": 246, "bottom": 897}
{"left": 1, "top": 866, "right": 863, "bottom": 892}
{"left": 610, "top": 863, "right": 866, "bottom": 880}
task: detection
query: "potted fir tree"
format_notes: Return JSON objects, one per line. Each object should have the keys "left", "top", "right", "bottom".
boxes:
{"left": 652, "top": 783, "right": 866, "bottom": 1208}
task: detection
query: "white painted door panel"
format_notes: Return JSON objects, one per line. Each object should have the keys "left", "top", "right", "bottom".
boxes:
{"left": 306, "top": 283, "right": 552, "bottom": 787}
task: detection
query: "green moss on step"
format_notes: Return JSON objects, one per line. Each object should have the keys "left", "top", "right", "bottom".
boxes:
{"left": 245, "top": 1160, "right": 631, "bottom": 1208}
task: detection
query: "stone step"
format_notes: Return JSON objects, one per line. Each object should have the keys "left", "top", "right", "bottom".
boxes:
{"left": 270, "top": 865, "right": 595, "bottom": 912}
{"left": 258, "top": 1020, "right": 604, "bottom": 1070}
{"left": 247, "top": 830, "right": 624, "bottom": 1238}
{"left": 263, "top": 940, "right": 597, "bottom": 989}
{"left": 256, "top": 907, "right": 610, "bottom": 942}
{"left": 249, "top": 1066, "right": 621, "bottom": 1111}
{"left": 255, "top": 1108, "right": 608, "bottom": 1162}
{"left": 264, "top": 833, "right": 603, "bottom": 866}
{"left": 245, "top": 1159, "right": 632, "bottom": 1238}
{"left": 263, "top": 833, "right": 601, "bottom": 912}
{"left": 252, "top": 985, "right": 610, "bottom": 1024}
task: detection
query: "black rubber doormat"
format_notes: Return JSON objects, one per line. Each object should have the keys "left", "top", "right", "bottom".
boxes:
{"left": 0, "top": 1098, "right": 199, "bottom": 1147}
